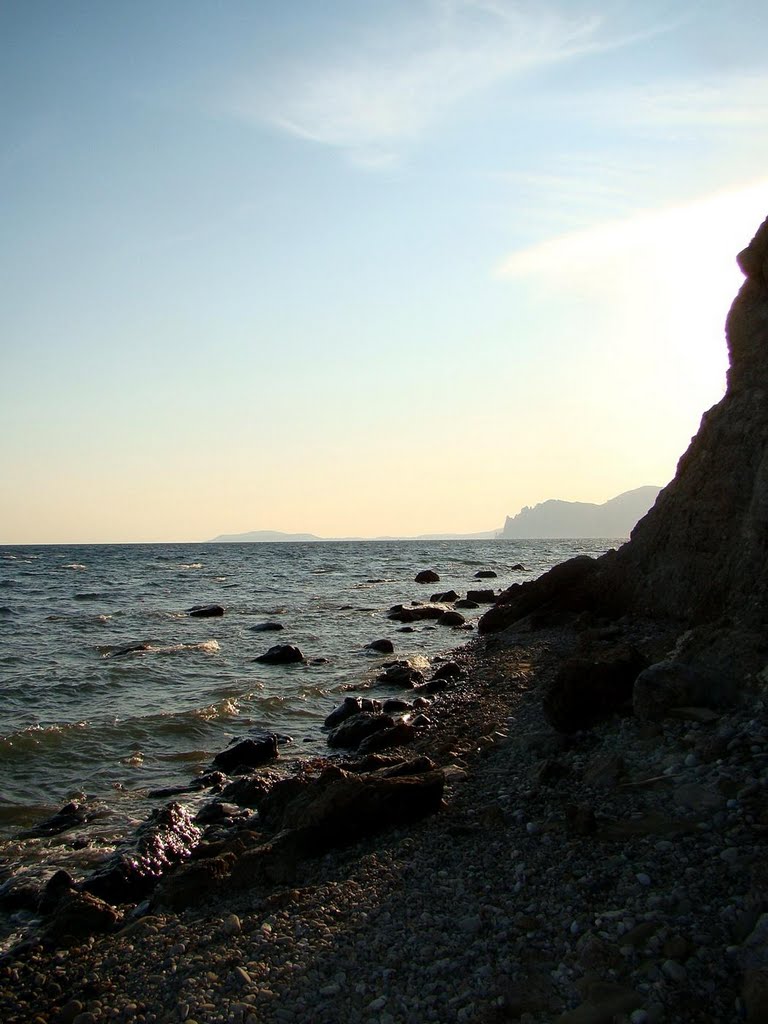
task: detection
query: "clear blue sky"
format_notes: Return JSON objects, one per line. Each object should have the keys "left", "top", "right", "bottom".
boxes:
{"left": 2, "top": 0, "right": 767, "bottom": 542}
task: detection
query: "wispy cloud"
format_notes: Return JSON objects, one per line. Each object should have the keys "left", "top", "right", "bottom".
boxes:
{"left": 225, "top": 0, "right": 668, "bottom": 167}
{"left": 497, "top": 179, "right": 768, "bottom": 280}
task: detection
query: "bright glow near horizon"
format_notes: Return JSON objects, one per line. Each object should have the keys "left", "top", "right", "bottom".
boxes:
{"left": 1, "top": 1, "right": 767, "bottom": 543}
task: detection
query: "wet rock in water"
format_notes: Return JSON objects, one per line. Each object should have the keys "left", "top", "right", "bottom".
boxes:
{"left": 466, "top": 588, "right": 496, "bottom": 604}
{"left": 19, "top": 800, "right": 96, "bottom": 839}
{"left": 431, "top": 590, "right": 459, "bottom": 603}
{"left": 376, "top": 660, "right": 425, "bottom": 688}
{"left": 327, "top": 713, "right": 395, "bottom": 750}
{"left": 0, "top": 874, "right": 45, "bottom": 912}
{"left": 255, "top": 644, "right": 304, "bottom": 664}
{"left": 360, "top": 697, "right": 382, "bottom": 714}
{"left": 366, "top": 638, "right": 395, "bottom": 654}
{"left": 398, "top": 625, "right": 416, "bottom": 632}
{"left": 357, "top": 721, "right": 415, "bottom": 755}
{"left": 474, "top": 569, "right": 497, "bottom": 578}
{"left": 38, "top": 869, "right": 77, "bottom": 914}
{"left": 633, "top": 659, "right": 735, "bottom": 720}
{"left": 44, "top": 889, "right": 122, "bottom": 945}
{"left": 543, "top": 646, "right": 648, "bottom": 733}
{"left": 388, "top": 604, "right": 446, "bottom": 623}
{"left": 108, "top": 641, "right": 153, "bottom": 658}
{"left": 251, "top": 621, "right": 284, "bottom": 632}
{"left": 415, "top": 569, "right": 440, "bottom": 583}
{"left": 82, "top": 803, "right": 202, "bottom": 905}
{"left": 187, "top": 604, "right": 224, "bottom": 618}
{"left": 455, "top": 598, "right": 480, "bottom": 609}
{"left": 324, "top": 696, "right": 363, "bottom": 728}
{"left": 213, "top": 735, "right": 279, "bottom": 772}
{"left": 438, "top": 610, "right": 466, "bottom": 627}
{"left": 510, "top": 563, "right": 525, "bottom": 571}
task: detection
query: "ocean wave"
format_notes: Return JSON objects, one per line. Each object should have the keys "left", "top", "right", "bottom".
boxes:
{"left": 61, "top": 563, "right": 87, "bottom": 571}
{"left": 99, "top": 639, "right": 220, "bottom": 659}
{"left": 0, "top": 720, "right": 89, "bottom": 756}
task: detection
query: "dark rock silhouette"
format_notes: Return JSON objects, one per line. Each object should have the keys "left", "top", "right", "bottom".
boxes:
{"left": 481, "top": 218, "right": 768, "bottom": 675}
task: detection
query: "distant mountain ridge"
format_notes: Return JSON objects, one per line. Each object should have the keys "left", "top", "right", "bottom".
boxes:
{"left": 207, "top": 529, "right": 498, "bottom": 543}
{"left": 500, "top": 486, "right": 661, "bottom": 539}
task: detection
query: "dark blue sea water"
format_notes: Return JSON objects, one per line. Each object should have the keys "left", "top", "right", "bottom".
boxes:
{"left": 0, "top": 539, "right": 617, "bottom": 904}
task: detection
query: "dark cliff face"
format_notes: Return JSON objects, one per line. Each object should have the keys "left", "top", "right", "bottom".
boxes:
{"left": 481, "top": 217, "right": 768, "bottom": 634}
{"left": 612, "top": 216, "right": 768, "bottom": 625}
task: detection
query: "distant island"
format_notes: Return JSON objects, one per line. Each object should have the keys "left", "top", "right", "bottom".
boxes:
{"left": 500, "top": 485, "right": 661, "bottom": 539}
{"left": 208, "top": 487, "right": 660, "bottom": 543}
{"left": 207, "top": 529, "right": 498, "bottom": 543}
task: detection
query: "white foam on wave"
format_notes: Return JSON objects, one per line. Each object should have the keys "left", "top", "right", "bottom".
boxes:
{"left": 61, "top": 563, "right": 87, "bottom": 571}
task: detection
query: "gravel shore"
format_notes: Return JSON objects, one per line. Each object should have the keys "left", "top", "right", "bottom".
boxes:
{"left": 2, "top": 623, "right": 766, "bottom": 1024}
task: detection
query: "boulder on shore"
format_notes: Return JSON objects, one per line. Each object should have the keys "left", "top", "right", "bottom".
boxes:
{"left": 543, "top": 646, "right": 648, "bottom": 733}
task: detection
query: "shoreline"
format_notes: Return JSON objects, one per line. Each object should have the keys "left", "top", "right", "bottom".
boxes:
{"left": 2, "top": 615, "right": 765, "bottom": 1023}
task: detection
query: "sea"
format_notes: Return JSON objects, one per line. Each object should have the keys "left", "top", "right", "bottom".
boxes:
{"left": 0, "top": 539, "right": 618, "bottom": 936}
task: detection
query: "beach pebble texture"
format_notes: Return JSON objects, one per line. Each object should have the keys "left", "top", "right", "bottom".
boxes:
{"left": 1, "top": 620, "right": 763, "bottom": 1024}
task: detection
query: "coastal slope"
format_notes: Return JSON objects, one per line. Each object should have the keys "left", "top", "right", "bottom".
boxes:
{"left": 501, "top": 486, "right": 661, "bottom": 539}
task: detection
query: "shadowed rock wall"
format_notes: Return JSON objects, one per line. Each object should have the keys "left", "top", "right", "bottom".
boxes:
{"left": 482, "top": 216, "right": 768, "bottom": 633}
{"left": 611, "top": 216, "right": 768, "bottom": 625}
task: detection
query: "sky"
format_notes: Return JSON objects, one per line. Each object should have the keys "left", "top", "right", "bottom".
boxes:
{"left": 2, "top": 0, "right": 768, "bottom": 543}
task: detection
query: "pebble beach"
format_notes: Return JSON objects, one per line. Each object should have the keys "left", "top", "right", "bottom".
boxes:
{"left": 3, "top": 617, "right": 766, "bottom": 1024}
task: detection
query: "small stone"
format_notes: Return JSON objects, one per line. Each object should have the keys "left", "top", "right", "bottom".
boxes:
{"left": 234, "top": 967, "right": 252, "bottom": 986}
{"left": 662, "top": 959, "right": 687, "bottom": 983}
{"left": 636, "top": 873, "right": 652, "bottom": 887}
{"left": 223, "top": 914, "right": 242, "bottom": 936}
{"left": 367, "top": 995, "right": 387, "bottom": 1011}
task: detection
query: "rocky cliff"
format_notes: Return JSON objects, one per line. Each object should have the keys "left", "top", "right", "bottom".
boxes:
{"left": 501, "top": 486, "right": 660, "bottom": 539}
{"left": 481, "top": 216, "right": 768, "bottom": 642}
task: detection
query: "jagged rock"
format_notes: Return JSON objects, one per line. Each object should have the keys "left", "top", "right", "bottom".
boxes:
{"left": 415, "top": 569, "right": 440, "bottom": 583}
{"left": 37, "top": 869, "right": 76, "bottom": 914}
{"left": 213, "top": 735, "right": 279, "bottom": 772}
{"left": 327, "top": 713, "right": 395, "bottom": 749}
{"left": 44, "top": 890, "right": 122, "bottom": 944}
{"left": 366, "top": 638, "right": 394, "bottom": 654}
{"left": 81, "top": 803, "right": 202, "bottom": 904}
{"left": 273, "top": 766, "right": 445, "bottom": 839}
{"left": 188, "top": 604, "right": 224, "bottom": 618}
{"left": 633, "top": 659, "right": 735, "bottom": 720}
{"left": 324, "top": 696, "right": 363, "bottom": 728}
{"left": 255, "top": 644, "right": 304, "bottom": 664}
{"left": 357, "top": 721, "right": 415, "bottom": 755}
{"left": 543, "top": 646, "right": 648, "bottom": 733}
{"left": 479, "top": 556, "right": 602, "bottom": 633}
{"left": 220, "top": 769, "right": 282, "bottom": 808}
{"left": 430, "top": 590, "right": 459, "bottom": 603}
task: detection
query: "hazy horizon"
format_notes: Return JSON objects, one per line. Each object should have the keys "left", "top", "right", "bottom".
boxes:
{"left": 3, "top": 2, "right": 767, "bottom": 544}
